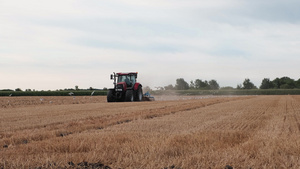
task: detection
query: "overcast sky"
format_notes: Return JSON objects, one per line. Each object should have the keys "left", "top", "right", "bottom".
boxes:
{"left": 1, "top": 0, "right": 300, "bottom": 90}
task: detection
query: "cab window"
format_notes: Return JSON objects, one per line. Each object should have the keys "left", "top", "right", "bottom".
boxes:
{"left": 131, "top": 75, "right": 136, "bottom": 84}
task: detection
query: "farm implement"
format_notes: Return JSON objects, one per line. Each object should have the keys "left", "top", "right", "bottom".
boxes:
{"left": 142, "top": 92, "right": 155, "bottom": 101}
{"left": 107, "top": 72, "right": 155, "bottom": 102}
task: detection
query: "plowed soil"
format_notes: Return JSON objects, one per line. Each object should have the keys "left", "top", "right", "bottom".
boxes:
{"left": 1, "top": 95, "right": 300, "bottom": 168}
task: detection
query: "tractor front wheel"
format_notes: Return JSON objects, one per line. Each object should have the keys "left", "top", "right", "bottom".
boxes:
{"left": 125, "top": 90, "right": 134, "bottom": 102}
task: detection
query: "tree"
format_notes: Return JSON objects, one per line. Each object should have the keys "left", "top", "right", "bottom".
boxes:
{"left": 175, "top": 78, "right": 189, "bottom": 90}
{"left": 280, "top": 84, "right": 291, "bottom": 89}
{"left": 15, "top": 88, "right": 22, "bottom": 91}
{"left": 164, "top": 84, "right": 174, "bottom": 90}
{"left": 208, "top": 80, "right": 220, "bottom": 90}
{"left": 189, "top": 80, "right": 195, "bottom": 89}
{"left": 272, "top": 78, "right": 281, "bottom": 89}
{"left": 242, "top": 78, "right": 257, "bottom": 89}
{"left": 273, "top": 77, "right": 295, "bottom": 89}
{"left": 0, "top": 89, "right": 13, "bottom": 91}
{"left": 194, "top": 79, "right": 209, "bottom": 89}
{"left": 236, "top": 84, "right": 242, "bottom": 89}
{"left": 280, "top": 77, "right": 295, "bottom": 89}
{"left": 155, "top": 86, "right": 164, "bottom": 90}
{"left": 260, "top": 78, "right": 274, "bottom": 89}
{"left": 296, "top": 78, "right": 300, "bottom": 88}
{"left": 221, "top": 86, "right": 234, "bottom": 90}
{"left": 75, "top": 85, "right": 79, "bottom": 90}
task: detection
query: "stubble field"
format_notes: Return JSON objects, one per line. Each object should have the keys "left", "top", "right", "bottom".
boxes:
{"left": 1, "top": 95, "right": 300, "bottom": 168}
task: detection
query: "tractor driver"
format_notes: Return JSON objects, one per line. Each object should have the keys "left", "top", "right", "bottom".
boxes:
{"left": 124, "top": 76, "right": 132, "bottom": 87}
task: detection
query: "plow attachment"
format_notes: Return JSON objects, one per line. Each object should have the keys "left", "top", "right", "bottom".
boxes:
{"left": 142, "top": 92, "right": 155, "bottom": 101}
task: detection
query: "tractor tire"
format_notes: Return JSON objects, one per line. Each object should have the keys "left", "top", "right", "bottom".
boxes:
{"left": 125, "top": 90, "right": 134, "bottom": 102}
{"left": 134, "top": 86, "right": 143, "bottom": 101}
{"left": 107, "top": 89, "right": 115, "bottom": 102}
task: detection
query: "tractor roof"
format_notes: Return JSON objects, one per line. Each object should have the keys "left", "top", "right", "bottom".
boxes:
{"left": 117, "top": 72, "right": 138, "bottom": 76}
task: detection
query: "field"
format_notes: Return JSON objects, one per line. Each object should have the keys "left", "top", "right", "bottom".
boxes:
{"left": 1, "top": 95, "right": 300, "bottom": 168}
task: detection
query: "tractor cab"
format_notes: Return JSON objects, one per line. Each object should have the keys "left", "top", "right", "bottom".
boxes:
{"left": 117, "top": 73, "right": 137, "bottom": 88}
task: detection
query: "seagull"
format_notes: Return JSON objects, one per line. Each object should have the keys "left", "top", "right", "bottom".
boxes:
{"left": 9, "top": 94, "right": 12, "bottom": 97}
{"left": 91, "top": 90, "right": 95, "bottom": 96}
{"left": 68, "top": 92, "right": 74, "bottom": 96}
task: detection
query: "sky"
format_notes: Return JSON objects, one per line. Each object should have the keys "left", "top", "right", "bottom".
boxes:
{"left": 1, "top": 0, "right": 300, "bottom": 90}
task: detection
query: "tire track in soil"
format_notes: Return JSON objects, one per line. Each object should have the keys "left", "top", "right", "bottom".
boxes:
{"left": 265, "top": 96, "right": 300, "bottom": 138}
{"left": 0, "top": 97, "right": 253, "bottom": 148}
{"left": 207, "top": 96, "right": 276, "bottom": 133}
{"left": 277, "top": 97, "right": 289, "bottom": 136}
{"left": 280, "top": 96, "right": 300, "bottom": 134}
{"left": 290, "top": 97, "right": 300, "bottom": 132}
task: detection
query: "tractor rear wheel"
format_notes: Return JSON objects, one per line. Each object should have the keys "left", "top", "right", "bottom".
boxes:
{"left": 107, "top": 89, "right": 115, "bottom": 102}
{"left": 125, "top": 90, "right": 134, "bottom": 102}
{"left": 134, "top": 86, "right": 143, "bottom": 101}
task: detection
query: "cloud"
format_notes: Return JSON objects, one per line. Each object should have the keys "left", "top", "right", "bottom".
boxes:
{"left": 1, "top": 0, "right": 300, "bottom": 90}
{"left": 238, "top": 0, "right": 300, "bottom": 23}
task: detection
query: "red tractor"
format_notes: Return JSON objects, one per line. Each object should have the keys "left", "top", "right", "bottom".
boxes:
{"left": 107, "top": 72, "right": 143, "bottom": 102}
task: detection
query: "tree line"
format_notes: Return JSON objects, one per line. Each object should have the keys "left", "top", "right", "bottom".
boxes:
{"left": 0, "top": 86, "right": 106, "bottom": 92}
{"left": 2, "top": 76, "right": 300, "bottom": 92}
{"left": 259, "top": 77, "right": 300, "bottom": 89}
{"left": 157, "top": 78, "right": 220, "bottom": 90}
{"left": 159, "top": 76, "right": 300, "bottom": 90}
